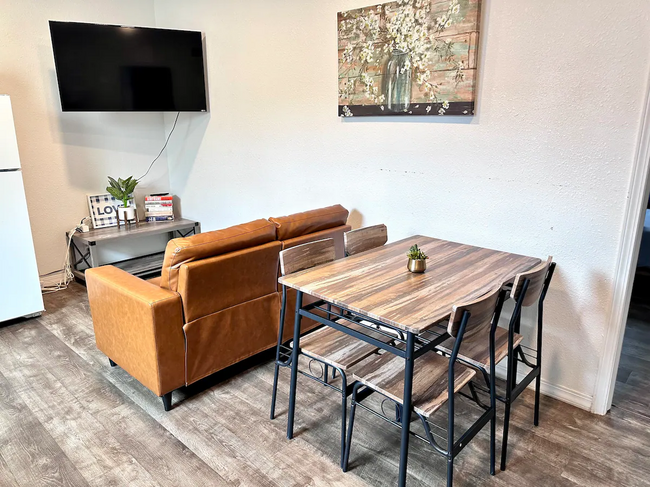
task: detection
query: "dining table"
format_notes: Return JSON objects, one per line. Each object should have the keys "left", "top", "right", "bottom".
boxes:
{"left": 277, "top": 235, "right": 541, "bottom": 486}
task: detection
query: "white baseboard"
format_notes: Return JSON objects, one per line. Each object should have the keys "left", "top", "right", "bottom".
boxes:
{"left": 494, "top": 363, "right": 593, "bottom": 411}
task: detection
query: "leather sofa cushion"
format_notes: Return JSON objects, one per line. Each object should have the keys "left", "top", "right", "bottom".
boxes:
{"left": 183, "top": 292, "right": 280, "bottom": 385}
{"left": 178, "top": 240, "right": 282, "bottom": 323}
{"left": 160, "top": 218, "right": 276, "bottom": 291}
{"left": 269, "top": 205, "right": 349, "bottom": 240}
{"left": 147, "top": 276, "right": 162, "bottom": 287}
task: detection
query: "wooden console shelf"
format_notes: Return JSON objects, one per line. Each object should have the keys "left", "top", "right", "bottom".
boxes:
{"left": 67, "top": 218, "right": 201, "bottom": 282}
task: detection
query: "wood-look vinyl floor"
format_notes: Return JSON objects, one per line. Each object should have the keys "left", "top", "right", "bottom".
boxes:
{"left": 613, "top": 301, "right": 650, "bottom": 422}
{"left": 0, "top": 283, "right": 649, "bottom": 486}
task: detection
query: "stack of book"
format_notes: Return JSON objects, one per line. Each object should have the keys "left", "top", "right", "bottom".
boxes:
{"left": 144, "top": 194, "right": 174, "bottom": 222}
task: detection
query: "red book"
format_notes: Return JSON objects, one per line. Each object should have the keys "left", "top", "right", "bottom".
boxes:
{"left": 145, "top": 195, "right": 173, "bottom": 201}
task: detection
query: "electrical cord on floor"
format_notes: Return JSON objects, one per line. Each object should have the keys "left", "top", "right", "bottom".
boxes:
{"left": 40, "top": 216, "right": 90, "bottom": 294}
{"left": 136, "top": 111, "right": 180, "bottom": 182}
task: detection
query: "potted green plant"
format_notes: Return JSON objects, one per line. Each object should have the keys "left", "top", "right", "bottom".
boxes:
{"left": 406, "top": 244, "right": 429, "bottom": 273}
{"left": 106, "top": 176, "right": 138, "bottom": 222}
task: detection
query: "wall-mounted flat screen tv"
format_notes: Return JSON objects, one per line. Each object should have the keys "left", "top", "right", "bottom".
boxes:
{"left": 49, "top": 21, "right": 207, "bottom": 112}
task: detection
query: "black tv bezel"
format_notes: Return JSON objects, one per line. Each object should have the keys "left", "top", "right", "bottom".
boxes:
{"left": 49, "top": 20, "right": 208, "bottom": 113}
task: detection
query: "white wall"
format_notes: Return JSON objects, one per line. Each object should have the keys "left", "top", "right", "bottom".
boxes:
{"left": 154, "top": 0, "right": 650, "bottom": 408}
{"left": 0, "top": 0, "right": 169, "bottom": 274}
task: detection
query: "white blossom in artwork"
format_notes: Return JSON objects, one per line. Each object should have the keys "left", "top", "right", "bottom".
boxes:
{"left": 342, "top": 44, "right": 354, "bottom": 64}
{"left": 416, "top": 69, "right": 431, "bottom": 85}
{"left": 437, "top": 0, "right": 461, "bottom": 33}
{"left": 442, "top": 100, "right": 450, "bottom": 109}
{"left": 359, "top": 42, "right": 375, "bottom": 62}
{"left": 426, "top": 105, "right": 432, "bottom": 113}
{"left": 452, "top": 60, "right": 465, "bottom": 85}
{"left": 338, "top": 77, "right": 357, "bottom": 100}
{"left": 342, "top": 105, "right": 354, "bottom": 117}
{"left": 438, "top": 107, "right": 445, "bottom": 115}
{"left": 360, "top": 72, "right": 386, "bottom": 104}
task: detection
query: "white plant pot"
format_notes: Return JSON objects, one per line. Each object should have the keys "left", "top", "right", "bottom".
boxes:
{"left": 118, "top": 206, "right": 136, "bottom": 222}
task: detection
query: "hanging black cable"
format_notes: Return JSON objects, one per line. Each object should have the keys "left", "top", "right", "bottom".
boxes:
{"left": 136, "top": 111, "right": 180, "bottom": 181}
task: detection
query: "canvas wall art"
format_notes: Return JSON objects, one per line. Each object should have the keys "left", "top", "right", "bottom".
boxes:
{"left": 338, "top": 0, "right": 481, "bottom": 117}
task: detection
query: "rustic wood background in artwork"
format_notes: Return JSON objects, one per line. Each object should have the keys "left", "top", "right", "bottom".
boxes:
{"left": 338, "top": 0, "right": 481, "bottom": 117}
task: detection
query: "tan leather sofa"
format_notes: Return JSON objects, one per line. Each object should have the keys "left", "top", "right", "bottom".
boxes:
{"left": 86, "top": 205, "right": 350, "bottom": 410}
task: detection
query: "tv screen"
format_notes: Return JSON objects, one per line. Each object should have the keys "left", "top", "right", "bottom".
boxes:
{"left": 49, "top": 21, "right": 207, "bottom": 112}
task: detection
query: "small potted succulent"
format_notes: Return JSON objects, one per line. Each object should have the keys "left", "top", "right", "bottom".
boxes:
{"left": 106, "top": 176, "right": 138, "bottom": 223}
{"left": 406, "top": 244, "right": 429, "bottom": 273}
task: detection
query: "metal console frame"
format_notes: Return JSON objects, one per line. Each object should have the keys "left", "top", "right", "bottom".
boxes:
{"left": 68, "top": 222, "right": 200, "bottom": 281}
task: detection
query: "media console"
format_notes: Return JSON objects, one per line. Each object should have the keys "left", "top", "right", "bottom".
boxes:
{"left": 66, "top": 218, "right": 201, "bottom": 282}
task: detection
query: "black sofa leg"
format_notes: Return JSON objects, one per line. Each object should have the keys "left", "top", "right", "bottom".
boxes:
{"left": 109, "top": 358, "right": 117, "bottom": 367}
{"left": 162, "top": 392, "right": 172, "bottom": 412}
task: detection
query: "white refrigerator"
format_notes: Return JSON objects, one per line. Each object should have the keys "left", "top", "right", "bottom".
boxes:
{"left": 0, "top": 95, "right": 44, "bottom": 322}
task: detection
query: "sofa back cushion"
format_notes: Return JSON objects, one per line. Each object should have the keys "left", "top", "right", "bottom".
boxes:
{"left": 177, "top": 240, "right": 282, "bottom": 323}
{"left": 269, "top": 204, "right": 349, "bottom": 241}
{"left": 160, "top": 219, "right": 276, "bottom": 291}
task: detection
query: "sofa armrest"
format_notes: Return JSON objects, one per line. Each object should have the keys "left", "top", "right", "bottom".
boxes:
{"left": 86, "top": 266, "right": 185, "bottom": 396}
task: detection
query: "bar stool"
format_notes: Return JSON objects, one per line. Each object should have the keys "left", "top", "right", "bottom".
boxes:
{"left": 270, "top": 238, "right": 393, "bottom": 467}
{"left": 500, "top": 257, "right": 555, "bottom": 470}
{"left": 343, "top": 287, "right": 506, "bottom": 486}
{"left": 344, "top": 224, "right": 388, "bottom": 256}
{"left": 435, "top": 257, "right": 555, "bottom": 471}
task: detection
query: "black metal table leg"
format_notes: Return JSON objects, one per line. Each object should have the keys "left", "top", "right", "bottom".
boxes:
{"left": 339, "top": 371, "right": 348, "bottom": 469}
{"left": 534, "top": 302, "right": 544, "bottom": 426}
{"left": 398, "top": 332, "right": 415, "bottom": 487}
{"left": 287, "top": 291, "right": 303, "bottom": 440}
{"left": 270, "top": 286, "right": 288, "bottom": 420}
{"left": 489, "top": 324, "right": 497, "bottom": 476}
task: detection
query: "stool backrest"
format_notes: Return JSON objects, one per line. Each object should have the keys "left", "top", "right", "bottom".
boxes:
{"left": 510, "top": 256, "right": 554, "bottom": 307}
{"left": 447, "top": 287, "right": 504, "bottom": 340}
{"left": 344, "top": 224, "right": 388, "bottom": 256}
{"left": 279, "top": 238, "right": 336, "bottom": 276}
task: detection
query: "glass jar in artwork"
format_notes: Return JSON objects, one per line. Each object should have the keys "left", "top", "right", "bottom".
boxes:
{"left": 385, "top": 50, "right": 412, "bottom": 113}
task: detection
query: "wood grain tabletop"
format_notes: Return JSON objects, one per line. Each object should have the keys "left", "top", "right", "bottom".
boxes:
{"left": 279, "top": 236, "right": 541, "bottom": 334}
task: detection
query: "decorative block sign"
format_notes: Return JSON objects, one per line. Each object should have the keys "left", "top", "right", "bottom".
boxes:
{"left": 87, "top": 193, "right": 133, "bottom": 229}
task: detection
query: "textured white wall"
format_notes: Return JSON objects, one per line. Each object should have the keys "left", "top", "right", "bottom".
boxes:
{"left": 0, "top": 0, "right": 169, "bottom": 274}
{"left": 154, "top": 0, "right": 650, "bottom": 407}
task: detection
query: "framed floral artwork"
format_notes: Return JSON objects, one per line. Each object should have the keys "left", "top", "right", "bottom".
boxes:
{"left": 338, "top": 0, "right": 481, "bottom": 117}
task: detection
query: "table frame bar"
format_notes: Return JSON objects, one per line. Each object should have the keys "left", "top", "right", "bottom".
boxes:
{"left": 286, "top": 291, "right": 453, "bottom": 487}
{"left": 300, "top": 302, "right": 451, "bottom": 360}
